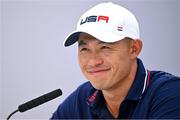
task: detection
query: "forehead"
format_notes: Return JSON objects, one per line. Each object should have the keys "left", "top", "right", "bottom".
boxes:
{"left": 78, "top": 33, "right": 131, "bottom": 46}
{"left": 78, "top": 33, "right": 97, "bottom": 41}
{"left": 78, "top": 33, "right": 110, "bottom": 46}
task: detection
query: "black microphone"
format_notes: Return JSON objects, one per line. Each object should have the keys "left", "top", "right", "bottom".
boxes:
{"left": 7, "top": 89, "right": 62, "bottom": 120}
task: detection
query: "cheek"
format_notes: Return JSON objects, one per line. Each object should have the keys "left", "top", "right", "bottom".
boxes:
{"left": 114, "top": 60, "right": 130, "bottom": 73}
{"left": 110, "top": 54, "right": 131, "bottom": 72}
{"left": 78, "top": 55, "right": 87, "bottom": 72}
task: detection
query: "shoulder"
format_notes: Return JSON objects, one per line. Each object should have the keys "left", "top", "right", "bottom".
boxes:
{"left": 51, "top": 81, "right": 93, "bottom": 119}
{"left": 149, "top": 71, "right": 180, "bottom": 97}
{"left": 61, "top": 81, "right": 93, "bottom": 107}
{"left": 150, "top": 71, "right": 180, "bottom": 89}
{"left": 148, "top": 71, "right": 180, "bottom": 118}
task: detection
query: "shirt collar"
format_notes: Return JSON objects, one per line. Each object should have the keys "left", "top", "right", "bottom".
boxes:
{"left": 125, "top": 58, "right": 147, "bottom": 101}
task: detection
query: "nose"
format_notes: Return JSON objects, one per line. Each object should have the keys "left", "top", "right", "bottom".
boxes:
{"left": 87, "top": 52, "right": 104, "bottom": 67}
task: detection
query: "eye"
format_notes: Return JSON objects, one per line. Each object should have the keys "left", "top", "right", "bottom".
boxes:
{"left": 79, "top": 47, "right": 89, "bottom": 52}
{"left": 101, "top": 46, "right": 110, "bottom": 49}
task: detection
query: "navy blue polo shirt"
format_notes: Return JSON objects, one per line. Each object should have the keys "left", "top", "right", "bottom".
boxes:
{"left": 51, "top": 59, "right": 180, "bottom": 119}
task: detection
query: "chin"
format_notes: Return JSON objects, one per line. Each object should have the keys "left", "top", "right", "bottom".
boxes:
{"left": 87, "top": 76, "right": 111, "bottom": 90}
{"left": 90, "top": 82, "right": 109, "bottom": 90}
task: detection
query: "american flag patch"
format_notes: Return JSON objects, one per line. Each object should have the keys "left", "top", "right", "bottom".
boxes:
{"left": 117, "top": 26, "right": 123, "bottom": 31}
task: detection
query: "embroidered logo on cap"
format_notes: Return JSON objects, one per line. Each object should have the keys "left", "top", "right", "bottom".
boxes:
{"left": 80, "top": 15, "right": 109, "bottom": 25}
{"left": 117, "top": 26, "right": 123, "bottom": 31}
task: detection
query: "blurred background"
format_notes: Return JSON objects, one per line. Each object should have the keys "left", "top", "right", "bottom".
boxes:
{"left": 0, "top": 0, "right": 180, "bottom": 119}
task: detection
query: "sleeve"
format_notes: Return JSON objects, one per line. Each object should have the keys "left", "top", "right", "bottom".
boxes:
{"left": 150, "top": 78, "right": 180, "bottom": 118}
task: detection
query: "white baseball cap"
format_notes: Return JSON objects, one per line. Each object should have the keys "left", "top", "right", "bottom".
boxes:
{"left": 64, "top": 2, "right": 140, "bottom": 47}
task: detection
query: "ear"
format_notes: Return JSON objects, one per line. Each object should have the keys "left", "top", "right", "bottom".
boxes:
{"left": 130, "top": 39, "right": 143, "bottom": 59}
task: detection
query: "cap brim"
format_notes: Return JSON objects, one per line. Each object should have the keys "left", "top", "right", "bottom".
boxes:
{"left": 64, "top": 27, "right": 125, "bottom": 47}
{"left": 64, "top": 32, "right": 81, "bottom": 47}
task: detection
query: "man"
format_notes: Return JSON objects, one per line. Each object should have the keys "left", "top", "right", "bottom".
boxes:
{"left": 51, "top": 2, "right": 180, "bottom": 119}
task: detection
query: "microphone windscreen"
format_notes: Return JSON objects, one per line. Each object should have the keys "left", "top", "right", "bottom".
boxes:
{"left": 18, "top": 89, "right": 62, "bottom": 112}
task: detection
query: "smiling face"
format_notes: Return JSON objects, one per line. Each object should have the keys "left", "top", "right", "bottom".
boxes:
{"left": 78, "top": 33, "right": 141, "bottom": 91}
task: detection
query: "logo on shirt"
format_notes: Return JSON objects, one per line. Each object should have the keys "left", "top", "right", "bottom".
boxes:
{"left": 80, "top": 15, "right": 109, "bottom": 25}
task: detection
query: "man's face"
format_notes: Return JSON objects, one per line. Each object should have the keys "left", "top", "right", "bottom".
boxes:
{"left": 78, "top": 33, "right": 134, "bottom": 91}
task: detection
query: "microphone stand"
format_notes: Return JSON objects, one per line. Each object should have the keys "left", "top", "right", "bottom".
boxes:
{"left": 6, "top": 89, "right": 62, "bottom": 119}
{"left": 6, "top": 109, "right": 19, "bottom": 120}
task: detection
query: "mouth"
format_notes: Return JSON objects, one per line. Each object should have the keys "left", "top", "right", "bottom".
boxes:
{"left": 87, "top": 68, "right": 111, "bottom": 75}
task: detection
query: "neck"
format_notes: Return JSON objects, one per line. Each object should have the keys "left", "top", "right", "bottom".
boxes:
{"left": 102, "top": 60, "right": 138, "bottom": 118}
